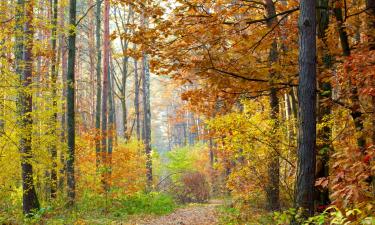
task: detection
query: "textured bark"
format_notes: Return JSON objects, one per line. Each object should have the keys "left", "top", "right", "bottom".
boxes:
{"left": 107, "top": 53, "right": 115, "bottom": 186}
{"left": 66, "top": 0, "right": 77, "bottom": 206}
{"left": 49, "top": 0, "right": 58, "bottom": 199}
{"left": 142, "top": 51, "right": 152, "bottom": 189}
{"left": 295, "top": 0, "right": 317, "bottom": 218}
{"left": 121, "top": 54, "right": 129, "bottom": 140}
{"left": 134, "top": 54, "right": 141, "bottom": 140}
{"left": 95, "top": 0, "right": 102, "bottom": 169}
{"left": 209, "top": 137, "right": 214, "bottom": 167}
{"left": 101, "top": 0, "right": 110, "bottom": 191}
{"left": 265, "top": 0, "right": 280, "bottom": 211}
{"left": 315, "top": 0, "right": 331, "bottom": 207}
{"left": 15, "top": 0, "right": 40, "bottom": 215}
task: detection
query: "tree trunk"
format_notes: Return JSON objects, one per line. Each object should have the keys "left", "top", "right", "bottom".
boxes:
{"left": 295, "top": 0, "right": 317, "bottom": 218}
{"left": 121, "top": 55, "right": 128, "bottom": 140}
{"left": 66, "top": 0, "right": 77, "bottom": 206}
{"left": 95, "top": 0, "right": 102, "bottom": 169}
{"left": 108, "top": 53, "right": 115, "bottom": 184}
{"left": 134, "top": 55, "right": 141, "bottom": 140}
{"left": 264, "top": 0, "right": 280, "bottom": 211}
{"left": 142, "top": 54, "right": 152, "bottom": 190}
{"left": 15, "top": 0, "right": 40, "bottom": 215}
{"left": 101, "top": 0, "right": 110, "bottom": 191}
{"left": 49, "top": 0, "right": 58, "bottom": 199}
{"left": 315, "top": 0, "right": 331, "bottom": 207}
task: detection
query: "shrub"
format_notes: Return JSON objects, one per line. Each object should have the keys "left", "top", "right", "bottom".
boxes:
{"left": 118, "top": 192, "right": 176, "bottom": 215}
{"left": 175, "top": 171, "right": 210, "bottom": 203}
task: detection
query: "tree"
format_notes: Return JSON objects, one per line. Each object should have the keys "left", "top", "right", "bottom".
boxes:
{"left": 142, "top": 54, "right": 152, "bottom": 189}
{"left": 265, "top": 0, "right": 280, "bottom": 211}
{"left": 315, "top": 0, "right": 331, "bottom": 207}
{"left": 134, "top": 46, "right": 141, "bottom": 140}
{"left": 101, "top": 0, "right": 110, "bottom": 190}
{"left": 15, "top": 0, "right": 40, "bottom": 215}
{"left": 49, "top": 0, "right": 58, "bottom": 199}
{"left": 295, "top": 0, "right": 317, "bottom": 218}
{"left": 66, "top": 0, "right": 77, "bottom": 206}
{"left": 59, "top": 0, "right": 67, "bottom": 190}
{"left": 95, "top": 0, "right": 102, "bottom": 169}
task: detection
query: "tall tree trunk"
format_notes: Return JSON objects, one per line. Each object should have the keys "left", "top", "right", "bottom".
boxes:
{"left": 134, "top": 55, "right": 141, "bottom": 140}
{"left": 108, "top": 54, "right": 115, "bottom": 184}
{"left": 315, "top": 0, "right": 331, "bottom": 207}
{"left": 49, "top": 0, "right": 58, "bottom": 199}
{"left": 88, "top": 0, "right": 96, "bottom": 129}
{"left": 15, "top": 0, "right": 40, "bottom": 215}
{"left": 66, "top": 0, "right": 77, "bottom": 206}
{"left": 265, "top": 0, "right": 280, "bottom": 211}
{"left": 295, "top": 0, "right": 317, "bottom": 218}
{"left": 95, "top": 0, "right": 102, "bottom": 169}
{"left": 101, "top": 0, "right": 110, "bottom": 190}
{"left": 121, "top": 55, "right": 128, "bottom": 140}
{"left": 142, "top": 54, "right": 152, "bottom": 189}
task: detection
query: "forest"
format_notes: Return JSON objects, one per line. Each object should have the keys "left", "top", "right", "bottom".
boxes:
{"left": 0, "top": 0, "right": 374, "bottom": 224}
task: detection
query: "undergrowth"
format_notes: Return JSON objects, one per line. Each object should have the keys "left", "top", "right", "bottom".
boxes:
{"left": 1, "top": 191, "right": 177, "bottom": 224}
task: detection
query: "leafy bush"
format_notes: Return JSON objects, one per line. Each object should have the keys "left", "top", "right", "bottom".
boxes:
{"left": 175, "top": 171, "right": 210, "bottom": 203}
{"left": 118, "top": 191, "right": 177, "bottom": 215}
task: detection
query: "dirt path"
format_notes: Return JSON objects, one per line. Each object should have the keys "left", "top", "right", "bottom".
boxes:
{"left": 129, "top": 200, "right": 223, "bottom": 225}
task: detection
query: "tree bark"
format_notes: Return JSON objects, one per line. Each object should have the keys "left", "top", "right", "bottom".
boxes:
{"left": 315, "top": 0, "right": 331, "bottom": 207}
{"left": 101, "top": 0, "right": 110, "bottom": 191}
{"left": 134, "top": 54, "right": 141, "bottom": 141}
{"left": 264, "top": 0, "right": 280, "bottom": 211}
{"left": 142, "top": 54, "right": 152, "bottom": 189}
{"left": 95, "top": 0, "right": 102, "bottom": 169}
{"left": 295, "top": 0, "right": 317, "bottom": 218}
{"left": 49, "top": 0, "right": 58, "bottom": 199}
{"left": 66, "top": 0, "right": 77, "bottom": 206}
{"left": 15, "top": 0, "right": 40, "bottom": 215}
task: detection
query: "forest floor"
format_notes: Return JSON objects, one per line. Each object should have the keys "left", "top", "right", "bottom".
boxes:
{"left": 127, "top": 199, "right": 223, "bottom": 225}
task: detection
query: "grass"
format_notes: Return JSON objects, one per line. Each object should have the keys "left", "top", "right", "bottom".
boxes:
{"left": 1, "top": 191, "right": 177, "bottom": 225}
